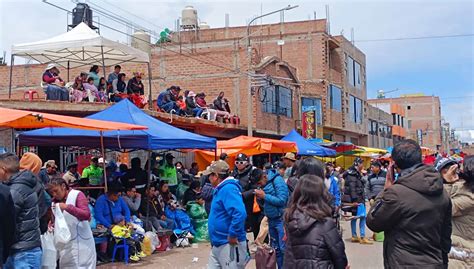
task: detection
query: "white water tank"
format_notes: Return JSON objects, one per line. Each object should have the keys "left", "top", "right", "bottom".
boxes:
{"left": 131, "top": 30, "right": 151, "bottom": 55}
{"left": 181, "top": 6, "right": 198, "bottom": 29}
{"left": 199, "top": 22, "right": 210, "bottom": 29}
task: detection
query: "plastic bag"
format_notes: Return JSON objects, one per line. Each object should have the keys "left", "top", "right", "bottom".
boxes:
{"left": 145, "top": 231, "right": 160, "bottom": 250}
{"left": 142, "top": 236, "right": 153, "bottom": 256}
{"left": 193, "top": 219, "right": 209, "bottom": 242}
{"left": 41, "top": 232, "right": 57, "bottom": 268}
{"left": 187, "top": 202, "right": 207, "bottom": 220}
{"left": 53, "top": 205, "right": 71, "bottom": 248}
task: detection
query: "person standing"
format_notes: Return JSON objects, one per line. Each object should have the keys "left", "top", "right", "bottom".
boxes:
{"left": 160, "top": 153, "right": 178, "bottom": 194}
{"left": 282, "top": 152, "right": 297, "bottom": 180}
{"left": 122, "top": 157, "right": 148, "bottom": 195}
{"left": 367, "top": 139, "right": 452, "bottom": 269}
{"left": 325, "top": 162, "right": 341, "bottom": 210}
{"left": 284, "top": 174, "right": 348, "bottom": 269}
{"left": 0, "top": 183, "right": 15, "bottom": 268}
{"left": 48, "top": 178, "right": 96, "bottom": 268}
{"left": 365, "top": 161, "right": 386, "bottom": 202}
{"left": 0, "top": 153, "right": 42, "bottom": 268}
{"left": 441, "top": 155, "right": 473, "bottom": 268}
{"left": 82, "top": 157, "right": 104, "bottom": 197}
{"left": 254, "top": 168, "right": 289, "bottom": 269}
{"left": 343, "top": 157, "right": 372, "bottom": 245}
{"left": 206, "top": 160, "right": 248, "bottom": 269}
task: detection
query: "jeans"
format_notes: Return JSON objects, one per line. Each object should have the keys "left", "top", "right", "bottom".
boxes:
{"left": 161, "top": 102, "right": 180, "bottom": 113}
{"left": 351, "top": 216, "right": 366, "bottom": 238}
{"left": 146, "top": 216, "right": 175, "bottom": 231}
{"left": 4, "top": 247, "right": 42, "bottom": 269}
{"left": 46, "top": 85, "right": 69, "bottom": 101}
{"left": 192, "top": 108, "right": 204, "bottom": 117}
{"left": 208, "top": 241, "right": 248, "bottom": 269}
{"left": 268, "top": 217, "right": 285, "bottom": 269}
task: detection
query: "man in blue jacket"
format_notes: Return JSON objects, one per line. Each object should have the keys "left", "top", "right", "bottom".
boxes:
{"left": 94, "top": 186, "right": 131, "bottom": 229}
{"left": 255, "top": 167, "right": 289, "bottom": 269}
{"left": 325, "top": 162, "right": 341, "bottom": 209}
{"left": 205, "top": 160, "right": 248, "bottom": 269}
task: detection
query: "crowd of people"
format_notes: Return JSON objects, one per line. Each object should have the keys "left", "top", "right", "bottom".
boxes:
{"left": 0, "top": 139, "right": 473, "bottom": 268}
{"left": 41, "top": 64, "right": 240, "bottom": 124}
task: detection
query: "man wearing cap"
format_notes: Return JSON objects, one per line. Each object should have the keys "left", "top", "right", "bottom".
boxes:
{"left": 82, "top": 157, "right": 104, "bottom": 187}
{"left": 63, "top": 162, "right": 80, "bottom": 184}
{"left": 232, "top": 153, "right": 261, "bottom": 239}
{"left": 38, "top": 160, "right": 58, "bottom": 185}
{"left": 343, "top": 157, "right": 373, "bottom": 245}
{"left": 282, "top": 152, "right": 296, "bottom": 180}
{"left": 159, "top": 153, "right": 178, "bottom": 194}
{"left": 435, "top": 157, "right": 460, "bottom": 184}
{"left": 42, "top": 63, "right": 69, "bottom": 101}
{"left": 206, "top": 160, "right": 248, "bottom": 269}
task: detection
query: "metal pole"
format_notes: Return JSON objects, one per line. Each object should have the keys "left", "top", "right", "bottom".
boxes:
{"left": 100, "top": 46, "right": 106, "bottom": 80}
{"left": 245, "top": 5, "right": 298, "bottom": 137}
{"left": 67, "top": 61, "right": 70, "bottom": 82}
{"left": 8, "top": 54, "right": 14, "bottom": 99}
{"left": 147, "top": 62, "right": 153, "bottom": 110}
{"left": 100, "top": 131, "right": 108, "bottom": 192}
{"left": 145, "top": 150, "right": 152, "bottom": 229}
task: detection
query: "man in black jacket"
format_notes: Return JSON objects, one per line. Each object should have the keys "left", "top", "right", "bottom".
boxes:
{"left": 343, "top": 157, "right": 373, "bottom": 245}
{"left": 232, "top": 153, "right": 261, "bottom": 239}
{"left": 367, "top": 140, "right": 452, "bottom": 269}
{"left": 0, "top": 183, "right": 15, "bottom": 267}
{"left": 0, "top": 153, "right": 42, "bottom": 268}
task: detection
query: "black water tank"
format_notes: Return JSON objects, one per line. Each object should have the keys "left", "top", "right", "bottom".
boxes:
{"left": 72, "top": 3, "right": 93, "bottom": 27}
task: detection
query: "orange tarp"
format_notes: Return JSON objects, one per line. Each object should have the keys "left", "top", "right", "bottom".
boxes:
{"left": 195, "top": 136, "right": 297, "bottom": 170}
{"left": 0, "top": 107, "right": 146, "bottom": 131}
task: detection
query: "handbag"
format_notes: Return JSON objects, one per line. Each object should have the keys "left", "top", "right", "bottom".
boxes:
{"left": 53, "top": 205, "right": 71, "bottom": 248}
{"left": 255, "top": 244, "right": 276, "bottom": 269}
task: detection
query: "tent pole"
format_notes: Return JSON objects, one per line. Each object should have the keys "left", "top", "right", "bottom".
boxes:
{"left": 8, "top": 54, "right": 14, "bottom": 99}
{"left": 100, "top": 131, "right": 108, "bottom": 192}
{"left": 67, "top": 61, "right": 70, "bottom": 82}
{"left": 100, "top": 46, "right": 106, "bottom": 80}
{"left": 214, "top": 149, "right": 217, "bottom": 161}
{"left": 145, "top": 150, "right": 152, "bottom": 229}
{"left": 147, "top": 62, "right": 153, "bottom": 110}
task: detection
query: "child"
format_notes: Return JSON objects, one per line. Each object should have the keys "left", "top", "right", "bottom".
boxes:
{"left": 111, "top": 216, "right": 146, "bottom": 262}
{"left": 83, "top": 77, "right": 99, "bottom": 102}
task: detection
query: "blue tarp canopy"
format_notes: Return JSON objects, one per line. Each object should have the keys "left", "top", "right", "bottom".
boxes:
{"left": 281, "top": 129, "right": 336, "bottom": 157}
{"left": 19, "top": 99, "right": 216, "bottom": 150}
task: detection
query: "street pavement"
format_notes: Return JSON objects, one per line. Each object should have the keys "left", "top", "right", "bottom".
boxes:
{"left": 99, "top": 220, "right": 384, "bottom": 269}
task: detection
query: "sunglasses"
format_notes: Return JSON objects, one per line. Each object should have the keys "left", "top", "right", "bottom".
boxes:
{"left": 235, "top": 161, "right": 247, "bottom": 165}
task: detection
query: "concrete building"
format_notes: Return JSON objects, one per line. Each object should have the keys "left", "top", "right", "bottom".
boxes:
{"left": 368, "top": 95, "right": 442, "bottom": 150}
{"left": 365, "top": 104, "right": 395, "bottom": 149}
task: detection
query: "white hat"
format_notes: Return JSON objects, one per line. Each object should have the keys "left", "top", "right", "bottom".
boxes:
{"left": 98, "top": 157, "right": 108, "bottom": 164}
{"left": 45, "top": 63, "right": 58, "bottom": 71}
{"left": 188, "top": 91, "right": 196, "bottom": 97}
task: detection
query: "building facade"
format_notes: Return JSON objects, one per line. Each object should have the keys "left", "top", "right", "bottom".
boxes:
{"left": 365, "top": 104, "right": 394, "bottom": 149}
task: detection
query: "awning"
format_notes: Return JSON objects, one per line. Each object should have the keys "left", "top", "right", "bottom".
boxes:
{"left": 281, "top": 129, "right": 335, "bottom": 157}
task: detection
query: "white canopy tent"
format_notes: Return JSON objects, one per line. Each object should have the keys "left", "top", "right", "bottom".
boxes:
{"left": 9, "top": 23, "right": 153, "bottom": 103}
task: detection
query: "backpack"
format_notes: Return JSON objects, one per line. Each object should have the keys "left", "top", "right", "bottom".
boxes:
{"left": 156, "top": 91, "right": 167, "bottom": 108}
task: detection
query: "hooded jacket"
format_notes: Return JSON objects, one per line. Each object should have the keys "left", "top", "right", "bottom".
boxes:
{"left": 367, "top": 164, "right": 452, "bottom": 269}
{"left": 208, "top": 177, "right": 247, "bottom": 247}
{"left": 343, "top": 166, "right": 365, "bottom": 204}
{"left": 7, "top": 170, "right": 41, "bottom": 253}
{"left": 262, "top": 170, "right": 289, "bottom": 219}
{"left": 232, "top": 165, "right": 257, "bottom": 215}
{"left": 284, "top": 210, "right": 348, "bottom": 269}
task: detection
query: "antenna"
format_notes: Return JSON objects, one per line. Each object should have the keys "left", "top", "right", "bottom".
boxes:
{"left": 325, "top": 5, "right": 330, "bottom": 34}
{"left": 351, "top": 28, "right": 354, "bottom": 45}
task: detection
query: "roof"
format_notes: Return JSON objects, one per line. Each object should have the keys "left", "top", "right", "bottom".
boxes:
{"left": 11, "top": 23, "right": 149, "bottom": 68}
{"left": 19, "top": 99, "right": 216, "bottom": 150}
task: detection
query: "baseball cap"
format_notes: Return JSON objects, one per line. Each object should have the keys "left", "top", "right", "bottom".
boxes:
{"left": 283, "top": 152, "right": 296, "bottom": 161}
{"left": 165, "top": 153, "right": 175, "bottom": 159}
{"left": 235, "top": 153, "right": 249, "bottom": 162}
{"left": 202, "top": 160, "right": 230, "bottom": 176}
{"left": 435, "top": 157, "right": 458, "bottom": 172}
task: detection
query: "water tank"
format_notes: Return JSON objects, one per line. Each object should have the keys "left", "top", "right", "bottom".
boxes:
{"left": 72, "top": 3, "right": 93, "bottom": 28}
{"left": 131, "top": 31, "right": 151, "bottom": 55}
{"left": 181, "top": 6, "right": 198, "bottom": 29}
{"left": 199, "top": 22, "right": 210, "bottom": 29}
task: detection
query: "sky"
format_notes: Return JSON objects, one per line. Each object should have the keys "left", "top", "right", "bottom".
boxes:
{"left": 1, "top": 0, "right": 473, "bottom": 142}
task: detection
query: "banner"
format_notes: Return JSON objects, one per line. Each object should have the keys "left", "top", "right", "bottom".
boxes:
{"left": 302, "top": 110, "right": 316, "bottom": 139}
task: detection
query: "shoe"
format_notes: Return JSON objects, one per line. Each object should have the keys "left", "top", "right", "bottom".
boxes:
{"left": 186, "top": 232, "right": 194, "bottom": 239}
{"left": 129, "top": 255, "right": 140, "bottom": 262}
{"left": 360, "top": 237, "right": 374, "bottom": 245}
{"left": 137, "top": 251, "right": 146, "bottom": 258}
{"left": 351, "top": 236, "right": 360, "bottom": 243}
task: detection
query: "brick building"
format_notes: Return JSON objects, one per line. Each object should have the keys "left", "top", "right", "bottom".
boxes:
{"left": 368, "top": 95, "right": 442, "bottom": 150}
{"left": 0, "top": 18, "right": 368, "bottom": 143}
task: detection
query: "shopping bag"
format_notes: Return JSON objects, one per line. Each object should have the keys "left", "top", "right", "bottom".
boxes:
{"left": 41, "top": 232, "right": 57, "bottom": 268}
{"left": 255, "top": 244, "right": 276, "bottom": 269}
{"left": 53, "top": 205, "right": 71, "bottom": 248}
{"left": 356, "top": 203, "right": 367, "bottom": 218}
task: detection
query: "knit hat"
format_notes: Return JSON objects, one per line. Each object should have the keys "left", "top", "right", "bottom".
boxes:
{"left": 19, "top": 152, "right": 43, "bottom": 175}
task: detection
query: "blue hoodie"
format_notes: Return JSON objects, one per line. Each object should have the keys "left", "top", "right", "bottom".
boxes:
{"left": 94, "top": 194, "right": 131, "bottom": 228}
{"left": 263, "top": 170, "right": 289, "bottom": 219}
{"left": 208, "top": 177, "right": 247, "bottom": 247}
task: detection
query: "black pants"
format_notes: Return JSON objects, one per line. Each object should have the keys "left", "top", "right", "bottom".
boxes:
{"left": 246, "top": 212, "right": 263, "bottom": 240}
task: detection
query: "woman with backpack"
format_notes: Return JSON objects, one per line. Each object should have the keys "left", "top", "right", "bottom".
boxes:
{"left": 284, "top": 174, "right": 348, "bottom": 269}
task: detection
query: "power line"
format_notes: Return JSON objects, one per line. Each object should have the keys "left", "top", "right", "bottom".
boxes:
{"left": 355, "top": 33, "right": 474, "bottom": 43}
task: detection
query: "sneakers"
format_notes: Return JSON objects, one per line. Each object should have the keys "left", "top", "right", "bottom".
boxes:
{"left": 351, "top": 236, "right": 360, "bottom": 243}
{"left": 129, "top": 255, "right": 140, "bottom": 262}
{"left": 360, "top": 237, "right": 374, "bottom": 245}
{"left": 137, "top": 251, "right": 147, "bottom": 258}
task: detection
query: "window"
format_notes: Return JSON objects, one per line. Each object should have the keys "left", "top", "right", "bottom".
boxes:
{"left": 262, "top": 85, "right": 292, "bottom": 118}
{"left": 407, "top": 105, "right": 411, "bottom": 110}
{"left": 301, "top": 97, "right": 322, "bottom": 124}
{"left": 346, "top": 55, "right": 362, "bottom": 89}
{"left": 369, "top": 120, "right": 378, "bottom": 135}
{"left": 407, "top": 120, "right": 412, "bottom": 129}
{"left": 392, "top": 114, "right": 397, "bottom": 125}
{"left": 401, "top": 116, "right": 404, "bottom": 128}
{"left": 328, "top": 85, "right": 342, "bottom": 112}
{"left": 349, "top": 95, "right": 363, "bottom": 124}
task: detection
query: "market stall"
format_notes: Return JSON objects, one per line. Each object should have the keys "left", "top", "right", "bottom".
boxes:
{"left": 281, "top": 129, "right": 336, "bottom": 157}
